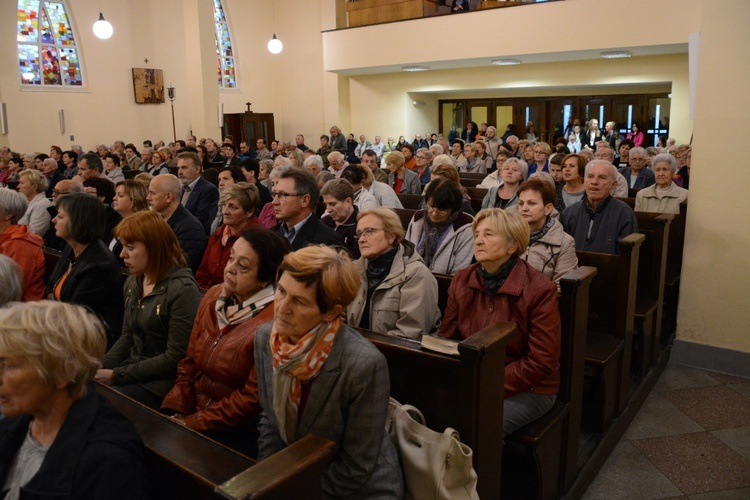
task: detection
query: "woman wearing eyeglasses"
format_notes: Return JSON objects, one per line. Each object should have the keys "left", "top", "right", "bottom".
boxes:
{"left": 405, "top": 178, "right": 474, "bottom": 275}
{"left": 345, "top": 207, "right": 440, "bottom": 340}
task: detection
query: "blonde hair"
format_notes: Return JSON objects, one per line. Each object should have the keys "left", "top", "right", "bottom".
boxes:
{"left": 0, "top": 301, "right": 106, "bottom": 399}
{"left": 220, "top": 182, "right": 260, "bottom": 213}
{"left": 19, "top": 168, "right": 47, "bottom": 194}
{"left": 278, "top": 246, "right": 359, "bottom": 313}
{"left": 358, "top": 207, "right": 405, "bottom": 245}
{"left": 385, "top": 151, "right": 405, "bottom": 170}
{"left": 473, "top": 209, "right": 529, "bottom": 256}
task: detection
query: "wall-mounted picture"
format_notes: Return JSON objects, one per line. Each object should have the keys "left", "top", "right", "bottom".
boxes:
{"left": 132, "top": 68, "right": 165, "bottom": 104}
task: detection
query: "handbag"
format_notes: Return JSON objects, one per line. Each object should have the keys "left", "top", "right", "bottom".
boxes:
{"left": 386, "top": 398, "right": 479, "bottom": 500}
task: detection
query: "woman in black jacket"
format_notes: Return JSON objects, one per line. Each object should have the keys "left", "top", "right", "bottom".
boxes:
{"left": 46, "top": 193, "right": 124, "bottom": 348}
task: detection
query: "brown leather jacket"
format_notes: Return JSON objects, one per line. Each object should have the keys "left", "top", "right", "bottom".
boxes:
{"left": 438, "top": 260, "right": 561, "bottom": 398}
{"left": 161, "top": 284, "right": 274, "bottom": 431}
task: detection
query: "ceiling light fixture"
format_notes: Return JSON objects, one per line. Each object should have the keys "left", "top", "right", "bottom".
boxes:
{"left": 267, "top": 34, "right": 283, "bottom": 54}
{"left": 491, "top": 59, "right": 521, "bottom": 66}
{"left": 600, "top": 51, "right": 632, "bottom": 59}
{"left": 402, "top": 65, "right": 429, "bottom": 72}
{"left": 93, "top": 12, "right": 113, "bottom": 39}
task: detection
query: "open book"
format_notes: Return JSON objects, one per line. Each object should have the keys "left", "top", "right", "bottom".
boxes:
{"left": 421, "top": 334, "right": 460, "bottom": 356}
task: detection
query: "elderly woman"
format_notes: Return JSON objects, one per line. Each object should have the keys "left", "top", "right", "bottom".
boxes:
{"left": 559, "top": 153, "right": 587, "bottom": 208}
{"left": 46, "top": 193, "right": 123, "bottom": 346}
{"left": 96, "top": 211, "right": 202, "bottom": 408}
{"left": 196, "top": 183, "right": 260, "bottom": 289}
{"left": 673, "top": 145, "right": 691, "bottom": 189}
{"left": 405, "top": 178, "right": 474, "bottom": 275}
{"left": 619, "top": 147, "right": 655, "bottom": 189}
{"left": 460, "top": 143, "right": 486, "bottom": 174}
{"left": 345, "top": 208, "right": 440, "bottom": 339}
{"left": 517, "top": 177, "right": 578, "bottom": 287}
{"left": 162, "top": 229, "right": 290, "bottom": 455}
{"left": 104, "top": 153, "right": 125, "bottom": 183}
{"left": 17, "top": 169, "right": 52, "bottom": 236}
{"left": 439, "top": 209, "right": 561, "bottom": 436}
{"left": 0, "top": 189, "right": 45, "bottom": 301}
{"left": 255, "top": 246, "right": 403, "bottom": 498}
{"left": 635, "top": 153, "right": 688, "bottom": 214}
{"left": 258, "top": 159, "right": 274, "bottom": 191}
{"left": 481, "top": 157, "right": 528, "bottom": 211}
{"left": 479, "top": 150, "right": 512, "bottom": 188}
{"left": 0, "top": 254, "right": 23, "bottom": 306}
{"left": 210, "top": 166, "right": 246, "bottom": 233}
{"left": 0, "top": 301, "right": 148, "bottom": 498}
{"left": 386, "top": 151, "right": 421, "bottom": 195}
{"left": 450, "top": 139, "right": 468, "bottom": 171}
{"left": 146, "top": 149, "right": 170, "bottom": 176}
{"left": 321, "top": 178, "right": 360, "bottom": 258}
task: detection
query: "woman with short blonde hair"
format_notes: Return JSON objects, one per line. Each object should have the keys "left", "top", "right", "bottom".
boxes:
{"left": 17, "top": 168, "right": 51, "bottom": 236}
{"left": 0, "top": 301, "right": 148, "bottom": 497}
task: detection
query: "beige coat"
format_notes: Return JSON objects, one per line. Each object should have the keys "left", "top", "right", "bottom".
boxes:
{"left": 522, "top": 218, "right": 578, "bottom": 289}
{"left": 345, "top": 242, "right": 441, "bottom": 340}
{"left": 635, "top": 182, "right": 688, "bottom": 214}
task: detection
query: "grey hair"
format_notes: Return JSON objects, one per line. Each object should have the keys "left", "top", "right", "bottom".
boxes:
{"left": 274, "top": 156, "right": 292, "bottom": 168}
{"left": 417, "top": 148, "right": 432, "bottom": 160}
{"left": 430, "top": 144, "right": 444, "bottom": 156}
{"left": 584, "top": 159, "right": 618, "bottom": 180}
{"left": 528, "top": 171, "right": 557, "bottom": 191}
{"left": 0, "top": 189, "right": 29, "bottom": 224}
{"left": 269, "top": 164, "right": 292, "bottom": 181}
{"left": 303, "top": 155, "right": 324, "bottom": 170}
{"left": 0, "top": 255, "right": 22, "bottom": 306}
{"left": 328, "top": 151, "right": 344, "bottom": 164}
{"left": 502, "top": 157, "right": 529, "bottom": 180}
{"left": 651, "top": 153, "right": 678, "bottom": 173}
{"left": 629, "top": 147, "right": 647, "bottom": 159}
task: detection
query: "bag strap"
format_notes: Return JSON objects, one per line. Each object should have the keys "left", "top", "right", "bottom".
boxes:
{"left": 444, "top": 427, "right": 460, "bottom": 441}
{"left": 389, "top": 398, "right": 426, "bottom": 426}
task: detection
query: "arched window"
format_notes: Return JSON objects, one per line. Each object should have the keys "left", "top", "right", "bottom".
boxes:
{"left": 17, "top": 0, "right": 82, "bottom": 87}
{"left": 213, "top": 0, "right": 236, "bottom": 89}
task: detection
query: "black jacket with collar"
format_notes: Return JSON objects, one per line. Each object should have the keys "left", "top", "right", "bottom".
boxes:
{"left": 0, "top": 385, "right": 148, "bottom": 500}
{"left": 45, "top": 240, "right": 124, "bottom": 348}
{"left": 275, "top": 213, "right": 346, "bottom": 253}
{"left": 166, "top": 204, "right": 208, "bottom": 274}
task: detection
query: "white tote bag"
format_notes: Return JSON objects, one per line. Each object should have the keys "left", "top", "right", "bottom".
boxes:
{"left": 386, "top": 398, "right": 480, "bottom": 500}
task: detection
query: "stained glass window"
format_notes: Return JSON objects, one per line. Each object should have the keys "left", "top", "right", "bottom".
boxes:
{"left": 17, "top": 1, "right": 82, "bottom": 87}
{"left": 213, "top": 0, "right": 236, "bottom": 89}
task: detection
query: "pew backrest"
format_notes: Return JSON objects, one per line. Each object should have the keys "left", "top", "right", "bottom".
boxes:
{"left": 396, "top": 193, "right": 423, "bottom": 209}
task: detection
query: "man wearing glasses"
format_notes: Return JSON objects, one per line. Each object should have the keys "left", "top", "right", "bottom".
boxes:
{"left": 272, "top": 168, "right": 345, "bottom": 252}
{"left": 414, "top": 148, "right": 432, "bottom": 190}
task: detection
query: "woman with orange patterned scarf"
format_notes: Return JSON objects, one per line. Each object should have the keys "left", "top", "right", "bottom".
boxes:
{"left": 254, "top": 245, "right": 403, "bottom": 499}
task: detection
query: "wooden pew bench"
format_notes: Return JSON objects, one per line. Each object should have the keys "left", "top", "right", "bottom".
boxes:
{"left": 394, "top": 207, "right": 417, "bottom": 231}
{"left": 43, "top": 246, "right": 63, "bottom": 282}
{"left": 95, "top": 383, "right": 335, "bottom": 499}
{"left": 396, "top": 193, "right": 423, "bottom": 210}
{"left": 576, "top": 233, "right": 644, "bottom": 432}
{"left": 357, "top": 322, "right": 516, "bottom": 500}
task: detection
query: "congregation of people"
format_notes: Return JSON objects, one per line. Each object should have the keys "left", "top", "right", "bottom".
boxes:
{"left": 0, "top": 117, "right": 690, "bottom": 498}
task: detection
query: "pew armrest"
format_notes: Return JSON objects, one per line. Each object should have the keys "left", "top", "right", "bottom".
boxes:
{"left": 458, "top": 321, "right": 516, "bottom": 363}
{"left": 618, "top": 232, "right": 645, "bottom": 252}
{"left": 215, "top": 434, "right": 336, "bottom": 500}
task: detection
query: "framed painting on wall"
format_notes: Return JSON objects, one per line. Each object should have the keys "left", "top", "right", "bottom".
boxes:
{"left": 132, "top": 68, "right": 165, "bottom": 104}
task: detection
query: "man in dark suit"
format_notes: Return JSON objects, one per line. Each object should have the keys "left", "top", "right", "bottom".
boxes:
{"left": 272, "top": 168, "right": 346, "bottom": 252}
{"left": 147, "top": 174, "right": 207, "bottom": 273}
{"left": 176, "top": 151, "right": 220, "bottom": 235}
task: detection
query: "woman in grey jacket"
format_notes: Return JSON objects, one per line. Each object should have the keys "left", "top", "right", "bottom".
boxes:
{"left": 96, "top": 211, "right": 202, "bottom": 409}
{"left": 405, "top": 178, "right": 474, "bottom": 275}
{"left": 346, "top": 208, "right": 441, "bottom": 340}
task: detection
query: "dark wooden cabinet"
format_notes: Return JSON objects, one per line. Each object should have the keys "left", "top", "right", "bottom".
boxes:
{"left": 222, "top": 112, "right": 275, "bottom": 145}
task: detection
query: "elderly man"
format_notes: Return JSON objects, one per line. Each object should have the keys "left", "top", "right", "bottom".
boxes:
{"left": 176, "top": 151, "right": 219, "bottom": 234}
{"left": 42, "top": 158, "right": 65, "bottom": 198}
{"left": 76, "top": 153, "right": 111, "bottom": 184}
{"left": 484, "top": 126, "right": 501, "bottom": 160}
{"left": 370, "top": 136, "right": 385, "bottom": 160}
{"left": 328, "top": 151, "right": 347, "bottom": 178}
{"left": 238, "top": 141, "right": 252, "bottom": 160}
{"left": 271, "top": 168, "right": 344, "bottom": 251}
{"left": 49, "top": 146, "right": 65, "bottom": 173}
{"left": 147, "top": 174, "right": 207, "bottom": 272}
{"left": 124, "top": 144, "right": 142, "bottom": 171}
{"left": 255, "top": 138, "right": 271, "bottom": 161}
{"left": 561, "top": 160, "right": 638, "bottom": 254}
{"left": 361, "top": 149, "right": 387, "bottom": 184}
{"left": 506, "top": 135, "right": 520, "bottom": 158}
{"left": 414, "top": 148, "right": 432, "bottom": 189}
{"left": 204, "top": 138, "right": 225, "bottom": 169}
{"left": 354, "top": 135, "right": 371, "bottom": 161}
{"left": 320, "top": 178, "right": 360, "bottom": 258}
{"left": 295, "top": 134, "right": 310, "bottom": 152}
{"left": 595, "top": 145, "right": 630, "bottom": 197}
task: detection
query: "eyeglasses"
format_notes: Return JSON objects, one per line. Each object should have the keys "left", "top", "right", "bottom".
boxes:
{"left": 416, "top": 156, "right": 428, "bottom": 160}
{"left": 53, "top": 189, "right": 69, "bottom": 196}
{"left": 271, "top": 191, "right": 303, "bottom": 200}
{"left": 426, "top": 206, "right": 450, "bottom": 216}
{"left": 354, "top": 227, "right": 385, "bottom": 241}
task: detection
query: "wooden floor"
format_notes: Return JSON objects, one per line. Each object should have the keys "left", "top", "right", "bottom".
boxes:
{"left": 582, "top": 361, "right": 750, "bottom": 498}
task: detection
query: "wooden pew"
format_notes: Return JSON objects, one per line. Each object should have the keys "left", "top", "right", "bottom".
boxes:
{"left": 631, "top": 212, "right": 673, "bottom": 377}
{"left": 95, "top": 383, "right": 335, "bottom": 499}
{"left": 460, "top": 177, "right": 483, "bottom": 188}
{"left": 42, "top": 246, "right": 63, "bottom": 282}
{"left": 396, "top": 193, "right": 423, "bottom": 210}
{"left": 466, "top": 186, "right": 489, "bottom": 201}
{"left": 502, "top": 266, "right": 596, "bottom": 500}
{"left": 576, "top": 233, "right": 644, "bottom": 432}
{"left": 123, "top": 169, "right": 139, "bottom": 180}
{"left": 662, "top": 201, "right": 687, "bottom": 340}
{"left": 394, "top": 207, "right": 417, "bottom": 231}
{"left": 358, "top": 323, "right": 517, "bottom": 500}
